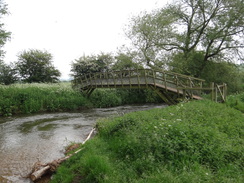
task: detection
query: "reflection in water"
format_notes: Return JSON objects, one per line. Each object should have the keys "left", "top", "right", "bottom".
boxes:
{"left": 0, "top": 104, "right": 166, "bottom": 182}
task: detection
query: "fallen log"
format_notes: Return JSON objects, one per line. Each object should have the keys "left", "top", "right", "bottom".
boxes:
{"left": 29, "top": 128, "right": 96, "bottom": 182}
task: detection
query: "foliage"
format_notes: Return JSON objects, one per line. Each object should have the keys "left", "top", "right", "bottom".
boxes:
{"left": 0, "top": 0, "right": 11, "bottom": 60}
{"left": 127, "top": 0, "right": 244, "bottom": 76}
{"left": 52, "top": 100, "right": 244, "bottom": 183}
{"left": 86, "top": 88, "right": 161, "bottom": 108}
{"left": 0, "top": 83, "right": 161, "bottom": 116}
{"left": 16, "top": 49, "right": 61, "bottom": 83}
{"left": 200, "top": 61, "right": 244, "bottom": 93}
{"left": 226, "top": 92, "right": 244, "bottom": 112}
{"left": 89, "top": 89, "right": 122, "bottom": 108}
{"left": 115, "top": 88, "right": 161, "bottom": 104}
{"left": 112, "top": 52, "right": 144, "bottom": 70}
{"left": 0, "top": 61, "right": 18, "bottom": 85}
{"left": 0, "top": 82, "right": 91, "bottom": 116}
{"left": 71, "top": 53, "right": 113, "bottom": 81}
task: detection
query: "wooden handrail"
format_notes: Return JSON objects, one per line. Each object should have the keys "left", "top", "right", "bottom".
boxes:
{"left": 75, "top": 69, "right": 205, "bottom": 87}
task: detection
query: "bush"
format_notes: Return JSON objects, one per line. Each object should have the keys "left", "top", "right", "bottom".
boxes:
{"left": 226, "top": 92, "right": 244, "bottom": 112}
{"left": 89, "top": 89, "right": 122, "bottom": 108}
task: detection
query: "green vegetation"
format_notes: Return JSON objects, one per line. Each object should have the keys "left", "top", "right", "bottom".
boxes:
{"left": 0, "top": 83, "right": 161, "bottom": 116}
{"left": 126, "top": 0, "right": 244, "bottom": 93}
{"left": 16, "top": 49, "right": 61, "bottom": 83}
{"left": 226, "top": 92, "right": 244, "bottom": 112}
{"left": 0, "top": 82, "right": 90, "bottom": 116}
{"left": 51, "top": 100, "right": 244, "bottom": 183}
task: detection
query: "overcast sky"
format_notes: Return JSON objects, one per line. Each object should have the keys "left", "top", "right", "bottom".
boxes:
{"left": 3, "top": 0, "right": 170, "bottom": 79}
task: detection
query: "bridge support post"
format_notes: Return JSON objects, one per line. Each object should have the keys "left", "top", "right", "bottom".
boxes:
{"left": 150, "top": 86, "right": 176, "bottom": 105}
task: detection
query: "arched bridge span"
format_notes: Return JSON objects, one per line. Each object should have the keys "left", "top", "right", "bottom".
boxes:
{"left": 73, "top": 69, "right": 227, "bottom": 105}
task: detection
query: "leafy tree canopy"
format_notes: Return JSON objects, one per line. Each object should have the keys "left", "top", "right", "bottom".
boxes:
{"left": 127, "top": 0, "right": 244, "bottom": 74}
{"left": 16, "top": 49, "right": 61, "bottom": 83}
{"left": 0, "top": 61, "right": 18, "bottom": 85}
{"left": 112, "top": 51, "right": 144, "bottom": 70}
{"left": 71, "top": 53, "right": 113, "bottom": 80}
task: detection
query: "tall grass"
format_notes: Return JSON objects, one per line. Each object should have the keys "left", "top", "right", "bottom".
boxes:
{"left": 0, "top": 83, "right": 162, "bottom": 116}
{"left": 0, "top": 82, "right": 91, "bottom": 116}
{"left": 51, "top": 100, "right": 244, "bottom": 183}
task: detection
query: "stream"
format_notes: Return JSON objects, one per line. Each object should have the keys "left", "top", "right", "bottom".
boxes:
{"left": 0, "top": 104, "right": 166, "bottom": 183}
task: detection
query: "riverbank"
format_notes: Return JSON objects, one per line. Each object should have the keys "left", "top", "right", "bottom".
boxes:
{"left": 51, "top": 100, "right": 244, "bottom": 183}
{"left": 0, "top": 82, "right": 161, "bottom": 117}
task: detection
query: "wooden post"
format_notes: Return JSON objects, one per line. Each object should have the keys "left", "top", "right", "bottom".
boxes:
{"left": 137, "top": 69, "right": 140, "bottom": 88}
{"left": 120, "top": 71, "right": 124, "bottom": 87}
{"left": 129, "top": 69, "right": 132, "bottom": 88}
{"left": 224, "top": 83, "right": 227, "bottom": 102}
{"left": 211, "top": 82, "right": 215, "bottom": 101}
{"left": 163, "top": 72, "right": 167, "bottom": 91}
{"left": 199, "top": 81, "right": 203, "bottom": 96}
{"left": 188, "top": 77, "right": 193, "bottom": 99}
{"left": 152, "top": 70, "right": 156, "bottom": 88}
{"left": 183, "top": 89, "right": 186, "bottom": 99}
{"left": 215, "top": 85, "right": 218, "bottom": 102}
{"left": 175, "top": 75, "right": 179, "bottom": 96}
{"left": 144, "top": 69, "right": 148, "bottom": 87}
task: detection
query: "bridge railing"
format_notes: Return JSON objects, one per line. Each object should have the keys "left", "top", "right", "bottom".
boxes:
{"left": 73, "top": 69, "right": 205, "bottom": 96}
{"left": 73, "top": 69, "right": 227, "bottom": 102}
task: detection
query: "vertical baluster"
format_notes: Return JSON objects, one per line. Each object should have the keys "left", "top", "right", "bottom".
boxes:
{"left": 153, "top": 70, "right": 156, "bottom": 87}
{"left": 129, "top": 69, "right": 132, "bottom": 88}
{"left": 120, "top": 70, "right": 124, "bottom": 87}
{"left": 137, "top": 68, "right": 140, "bottom": 88}
{"left": 163, "top": 72, "right": 167, "bottom": 91}
{"left": 144, "top": 69, "right": 148, "bottom": 87}
{"left": 211, "top": 82, "right": 215, "bottom": 101}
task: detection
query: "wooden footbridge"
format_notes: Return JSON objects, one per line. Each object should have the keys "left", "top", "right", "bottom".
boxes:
{"left": 73, "top": 69, "right": 227, "bottom": 105}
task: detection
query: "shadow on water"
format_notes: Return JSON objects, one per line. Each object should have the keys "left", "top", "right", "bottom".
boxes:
{"left": 0, "top": 104, "right": 167, "bottom": 183}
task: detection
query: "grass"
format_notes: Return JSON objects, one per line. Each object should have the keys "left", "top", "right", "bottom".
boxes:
{"left": 0, "top": 83, "right": 161, "bottom": 116}
{"left": 51, "top": 100, "right": 244, "bottom": 183}
{"left": 0, "top": 82, "right": 91, "bottom": 116}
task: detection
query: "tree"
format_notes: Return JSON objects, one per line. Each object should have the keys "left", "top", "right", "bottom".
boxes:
{"left": 0, "top": 61, "right": 18, "bottom": 84}
{"left": 112, "top": 51, "right": 144, "bottom": 70}
{"left": 0, "top": 0, "right": 11, "bottom": 61}
{"left": 16, "top": 49, "right": 61, "bottom": 83}
{"left": 127, "top": 0, "right": 244, "bottom": 75}
{"left": 70, "top": 53, "right": 113, "bottom": 80}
